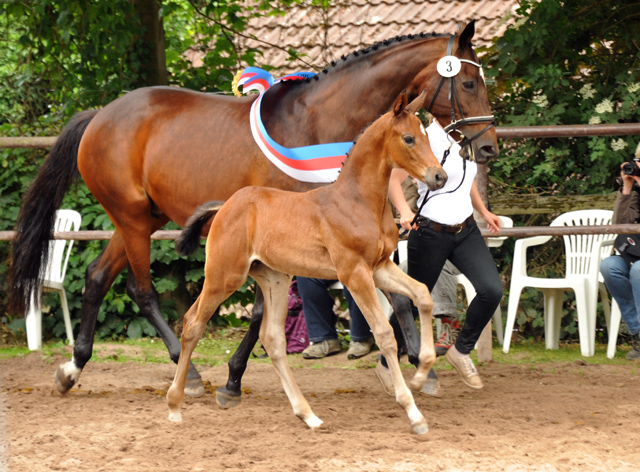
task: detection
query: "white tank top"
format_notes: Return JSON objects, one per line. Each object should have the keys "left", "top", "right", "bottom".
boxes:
{"left": 417, "top": 121, "right": 477, "bottom": 225}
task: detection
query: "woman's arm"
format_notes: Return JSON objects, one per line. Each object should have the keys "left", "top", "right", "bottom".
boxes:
{"left": 470, "top": 181, "right": 501, "bottom": 234}
{"left": 388, "top": 168, "right": 416, "bottom": 230}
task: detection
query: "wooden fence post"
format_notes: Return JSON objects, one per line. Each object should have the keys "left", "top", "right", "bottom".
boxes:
{"left": 475, "top": 164, "right": 493, "bottom": 362}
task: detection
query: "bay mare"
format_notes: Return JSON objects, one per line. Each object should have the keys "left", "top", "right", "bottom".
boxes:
{"left": 168, "top": 91, "right": 446, "bottom": 434}
{"left": 9, "top": 21, "right": 498, "bottom": 398}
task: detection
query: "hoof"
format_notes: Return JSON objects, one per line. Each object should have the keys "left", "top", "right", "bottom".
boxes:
{"left": 305, "top": 415, "right": 323, "bottom": 430}
{"left": 168, "top": 410, "right": 182, "bottom": 422}
{"left": 215, "top": 387, "right": 242, "bottom": 409}
{"left": 184, "top": 378, "right": 205, "bottom": 397}
{"left": 419, "top": 378, "right": 442, "bottom": 397}
{"left": 55, "top": 363, "right": 80, "bottom": 394}
{"left": 412, "top": 421, "right": 429, "bottom": 435}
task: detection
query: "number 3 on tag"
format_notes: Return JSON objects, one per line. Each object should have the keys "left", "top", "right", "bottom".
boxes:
{"left": 437, "top": 56, "right": 461, "bottom": 78}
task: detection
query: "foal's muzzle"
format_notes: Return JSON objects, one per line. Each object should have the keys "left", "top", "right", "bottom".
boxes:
{"left": 424, "top": 168, "right": 448, "bottom": 191}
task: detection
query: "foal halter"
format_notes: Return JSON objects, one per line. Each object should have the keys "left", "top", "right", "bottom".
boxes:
{"left": 425, "top": 34, "right": 495, "bottom": 157}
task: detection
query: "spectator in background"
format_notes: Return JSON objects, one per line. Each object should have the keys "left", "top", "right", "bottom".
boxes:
{"left": 600, "top": 142, "right": 640, "bottom": 360}
{"left": 297, "top": 277, "right": 374, "bottom": 360}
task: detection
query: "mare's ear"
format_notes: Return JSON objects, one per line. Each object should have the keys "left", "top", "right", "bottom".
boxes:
{"left": 393, "top": 90, "right": 409, "bottom": 117}
{"left": 406, "top": 89, "right": 428, "bottom": 114}
{"left": 457, "top": 20, "right": 475, "bottom": 54}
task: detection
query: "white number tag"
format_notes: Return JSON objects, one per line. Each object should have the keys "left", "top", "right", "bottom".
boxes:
{"left": 437, "top": 56, "right": 461, "bottom": 78}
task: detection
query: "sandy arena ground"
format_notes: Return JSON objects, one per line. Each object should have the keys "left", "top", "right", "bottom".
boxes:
{"left": 2, "top": 346, "right": 640, "bottom": 472}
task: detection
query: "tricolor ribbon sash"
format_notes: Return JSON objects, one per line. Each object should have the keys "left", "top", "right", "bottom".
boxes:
{"left": 237, "top": 67, "right": 353, "bottom": 183}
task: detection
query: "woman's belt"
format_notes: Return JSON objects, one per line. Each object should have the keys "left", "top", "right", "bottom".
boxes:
{"left": 416, "top": 215, "right": 475, "bottom": 233}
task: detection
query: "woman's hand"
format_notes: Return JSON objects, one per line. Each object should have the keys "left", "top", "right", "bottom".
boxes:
{"left": 399, "top": 210, "right": 417, "bottom": 231}
{"left": 484, "top": 211, "right": 501, "bottom": 235}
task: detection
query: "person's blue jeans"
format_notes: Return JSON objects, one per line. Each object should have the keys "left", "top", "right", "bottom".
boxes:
{"left": 600, "top": 255, "right": 640, "bottom": 335}
{"left": 296, "top": 277, "right": 372, "bottom": 343}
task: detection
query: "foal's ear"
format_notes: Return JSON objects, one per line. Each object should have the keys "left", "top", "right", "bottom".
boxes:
{"left": 406, "top": 89, "right": 428, "bottom": 114}
{"left": 457, "top": 20, "right": 475, "bottom": 54}
{"left": 393, "top": 90, "right": 409, "bottom": 117}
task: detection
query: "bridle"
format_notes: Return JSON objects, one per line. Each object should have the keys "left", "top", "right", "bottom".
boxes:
{"left": 425, "top": 34, "right": 495, "bottom": 159}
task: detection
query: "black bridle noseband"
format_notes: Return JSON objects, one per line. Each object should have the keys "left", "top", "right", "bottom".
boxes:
{"left": 426, "top": 34, "right": 495, "bottom": 159}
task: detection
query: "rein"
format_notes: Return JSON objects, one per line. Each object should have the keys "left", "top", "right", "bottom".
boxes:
{"left": 426, "top": 34, "right": 495, "bottom": 159}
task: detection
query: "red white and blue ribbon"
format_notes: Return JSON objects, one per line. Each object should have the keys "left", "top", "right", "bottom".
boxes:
{"left": 238, "top": 67, "right": 353, "bottom": 183}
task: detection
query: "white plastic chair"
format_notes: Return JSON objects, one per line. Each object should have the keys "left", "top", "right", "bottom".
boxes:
{"left": 598, "top": 239, "right": 623, "bottom": 359}
{"left": 453, "top": 215, "right": 514, "bottom": 345}
{"left": 25, "top": 209, "right": 81, "bottom": 350}
{"left": 502, "top": 209, "right": 614, "bottom": 357}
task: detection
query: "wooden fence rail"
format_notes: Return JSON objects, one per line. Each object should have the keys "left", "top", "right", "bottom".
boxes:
{"left": 2, "top": 224, "right": 640, "bottom": 242}
{"left": 2, "top": 123, "right": 640, "bottom": 149}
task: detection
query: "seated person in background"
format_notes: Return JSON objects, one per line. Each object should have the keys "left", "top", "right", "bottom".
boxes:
{"left": 600, "top": 142, "right": 640, "bottom": 360}
{"left": 297, "top": 277, "right": 374, "bottom": 360}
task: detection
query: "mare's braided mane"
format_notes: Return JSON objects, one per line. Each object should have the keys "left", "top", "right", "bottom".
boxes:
{"left": 278, "top": 32, "right": 450, "bottom": 89}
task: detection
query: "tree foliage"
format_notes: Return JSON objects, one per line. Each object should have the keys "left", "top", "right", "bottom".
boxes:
{"left": 2, "top": 0, "right": 640, "bottom": 344}
{"left": 485, "top": 0, "right": 640, "bottom": 199}
{"left": 483, "top": 0, "right": 640, "bottom": 341}
{"left": 0, "top": 0, "right": 293, "bottom": 340}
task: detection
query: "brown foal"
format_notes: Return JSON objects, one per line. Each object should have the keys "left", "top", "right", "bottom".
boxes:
{"left": 166, "top": 90, "right": 447, "bottom": 434}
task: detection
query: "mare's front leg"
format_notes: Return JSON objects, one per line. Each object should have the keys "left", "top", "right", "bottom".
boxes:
{"left": 55, "top": 232, "right": 129, "bottom": 393}
{"left": 216, "top": 287, "right": 265, "bottom": 409}
{"left": 345, "top": 264, "right": 428, "bottom": 434}
{"left": 251, "top": 268, "right": 322, "bottom": 430}
{"left": 374, "top": 259, "right": 436, "bottom": 394}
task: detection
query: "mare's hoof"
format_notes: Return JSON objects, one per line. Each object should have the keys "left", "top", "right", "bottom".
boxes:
{"left": 215, "top": 388, "right": 241, "bottom": 409}
{"left": 412, "top": 422, "right": 429, "bottom": 435}
{"left": 419, "top": 378, "right": 442, "bottom": 397}
{"left": 184, "top": 378, "right": 205, "bottom": 397}
{"left": 168, "top": 411, "right": 183, "bottom": 422}
{"left": 54, "top": 365, "right": 77, "bottom": 394}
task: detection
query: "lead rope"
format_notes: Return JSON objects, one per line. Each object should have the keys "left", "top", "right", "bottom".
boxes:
{"left": 410, "top": 147, "right": 468, "bottom": 228}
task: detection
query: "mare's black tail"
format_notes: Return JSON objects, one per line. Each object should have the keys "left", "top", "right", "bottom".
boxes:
{"left": 176, "top": 201, "right": 225, "bottom": 257}
{"left": 9, "top": 110, "right": 99, "bottom": 315}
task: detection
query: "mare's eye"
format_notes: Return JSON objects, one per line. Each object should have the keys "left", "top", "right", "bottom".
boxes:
{"left": 403, "top": 135, "right": 415, "bottom": 145}
{"left": 462, "top": 81, "right": 476, "bottom": 91}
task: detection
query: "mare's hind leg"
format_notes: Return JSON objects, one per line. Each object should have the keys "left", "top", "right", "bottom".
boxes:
{"left": 342, "top": 264, "right": 428, "bottom": 435}
{"left": 55, "top": 231, "right": 129, "bottom": 393}
{"left": 216, "top": 286, "right": 265, "bottom": 409}
{"left": 112, "top": 208, "right": 206, "bottom": 396}
{"left": 125, "top": 260, "right": 203, "bottom": 397}
{"left": 251, "top": 267, "right": 322, "bottom": 429}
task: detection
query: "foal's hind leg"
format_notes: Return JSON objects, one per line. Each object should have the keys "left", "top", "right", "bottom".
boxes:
{"left": 251, "top": 267, "right": 322, "bottom": 429}
{"left": 216, "top": 286, "right": 265, "bottom": 409}
{"left": 167, "top": 276, "right": 241, "bottom": 421}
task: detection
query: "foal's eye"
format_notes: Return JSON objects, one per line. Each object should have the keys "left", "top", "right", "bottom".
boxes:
{"left": 403, "top": 135, "right": 415, "bottom": 145}
{"left": 462, "top": 80, "right": 476, "bottom": 91}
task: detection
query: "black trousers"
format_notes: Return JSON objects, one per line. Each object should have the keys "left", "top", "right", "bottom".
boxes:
{"left": 407, "top": 220, "right": 503, "bottom": 354}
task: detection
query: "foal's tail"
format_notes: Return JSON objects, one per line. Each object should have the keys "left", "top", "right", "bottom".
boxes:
{"left": 176, "top": 201, "right": 225, "bottom": 257}
{"left": 9, "top": 109, "right": 99, "bottom": 315}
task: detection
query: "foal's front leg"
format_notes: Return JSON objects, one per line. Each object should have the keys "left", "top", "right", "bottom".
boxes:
{"left": 344, "top": 266, "right": 428, "bottom": 434}
{"left": 373, "top": 259, "right": 436, "bottom": 393}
